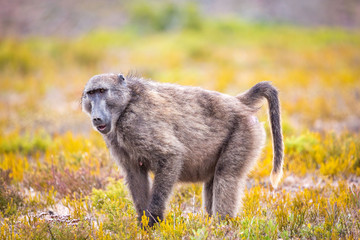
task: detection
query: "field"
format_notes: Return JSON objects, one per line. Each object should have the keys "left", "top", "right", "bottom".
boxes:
{"left": 1, "top": 9, "right": 360, "bottom": 239}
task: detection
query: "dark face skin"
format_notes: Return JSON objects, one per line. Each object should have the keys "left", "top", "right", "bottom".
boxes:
{"left": 82, "top": 73, "right": 129, "bottom": 135}
{"left": 84, "top": 88, "right": 112, "bottom": 134}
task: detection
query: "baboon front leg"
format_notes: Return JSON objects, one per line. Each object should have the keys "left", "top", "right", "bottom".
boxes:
{"left": 125, "top": 167, "right": 150, "bottom": 222}
{"left": 146, "top": 158, "right": 181, "bottom": 227}
{"left": 203, "top": 177, "right": 214, "bottom": 216}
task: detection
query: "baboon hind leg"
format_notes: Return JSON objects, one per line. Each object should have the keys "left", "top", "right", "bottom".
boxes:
{"left": 203, "top": 177, "right": 214, "bottom": 216}
{"left": 212, "top": 130, "right": 255, "bottom": 218}
{"left": 212, "top": 171, "right": 246, "bottom": 218}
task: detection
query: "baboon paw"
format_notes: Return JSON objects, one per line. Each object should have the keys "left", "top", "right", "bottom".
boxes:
{"left": 139, "top": 211, "right": 163, "bottom": 229}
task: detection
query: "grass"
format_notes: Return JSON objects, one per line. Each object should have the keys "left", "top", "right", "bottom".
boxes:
{"left": 1, "top": 7, "right": 360, "bottom": 239}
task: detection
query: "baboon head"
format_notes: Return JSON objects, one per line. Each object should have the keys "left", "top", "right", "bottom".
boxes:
{"left": 82, "top": 73, "right": 131, "bottom": 135}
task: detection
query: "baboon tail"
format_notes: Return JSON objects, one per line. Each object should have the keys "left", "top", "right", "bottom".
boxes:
{"left": 237, "top": 82, "right": 284, "bottom": 188}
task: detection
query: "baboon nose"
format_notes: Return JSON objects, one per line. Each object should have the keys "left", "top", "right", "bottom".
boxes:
{"left": 92, "top": 117, "right": 103, "bottom": 125}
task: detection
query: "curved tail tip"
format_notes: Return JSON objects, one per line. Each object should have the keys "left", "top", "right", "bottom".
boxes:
{"left": 270, "top": 168, "right": 283, "bottom": 189}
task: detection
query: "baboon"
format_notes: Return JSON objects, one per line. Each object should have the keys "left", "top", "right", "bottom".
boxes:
{"left": 82, "top": 73, "right": 284, "bottom": 227}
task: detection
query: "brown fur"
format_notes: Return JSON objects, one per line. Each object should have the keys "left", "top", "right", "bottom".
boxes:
{"left": 82, "top": 73, "right": 284, "bottom": 227}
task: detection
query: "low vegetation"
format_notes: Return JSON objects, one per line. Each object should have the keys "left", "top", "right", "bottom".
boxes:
{"left": 0, "top": 130, "right": 359, "bottom": 239}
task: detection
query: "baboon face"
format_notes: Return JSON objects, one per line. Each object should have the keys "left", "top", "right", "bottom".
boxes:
{"left": 82, "top": 73, "right": 130, "bottom": 135}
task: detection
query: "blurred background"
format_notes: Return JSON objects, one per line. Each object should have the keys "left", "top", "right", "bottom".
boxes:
{"left": 2, "top": 0, "right": 360, "bottom": 36}
{"left": 1, "top": 0, "right": 360, "bottom": 135}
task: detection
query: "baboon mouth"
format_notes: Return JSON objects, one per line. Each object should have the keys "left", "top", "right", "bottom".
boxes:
{"left": 97, "top": 125, "right": 107, "bottom": 132}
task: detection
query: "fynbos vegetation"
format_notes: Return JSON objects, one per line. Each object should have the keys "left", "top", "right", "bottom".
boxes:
{"left": 1, "top": 6, "right": 360, "bottom": 239}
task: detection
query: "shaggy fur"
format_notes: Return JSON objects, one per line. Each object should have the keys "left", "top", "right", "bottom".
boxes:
{"left": 82, "top": 73, "right": 284, "bottom": 227}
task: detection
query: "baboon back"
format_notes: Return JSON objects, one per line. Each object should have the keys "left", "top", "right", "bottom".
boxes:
{"left": 116, "top": 81, "right": 259, "bottom": 182}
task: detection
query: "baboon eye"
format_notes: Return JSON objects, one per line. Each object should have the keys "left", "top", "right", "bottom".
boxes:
{"left": 87, "top": 88, "right": 106, "bottom": 95}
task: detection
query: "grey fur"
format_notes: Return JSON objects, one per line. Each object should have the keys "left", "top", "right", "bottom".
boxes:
{"left": 82, "top": 73, "right": 284, "bottom": 227}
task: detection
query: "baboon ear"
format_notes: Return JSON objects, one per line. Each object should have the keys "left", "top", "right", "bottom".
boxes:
{"left": 118, "top": 74, "right": 125, "bottom": 83}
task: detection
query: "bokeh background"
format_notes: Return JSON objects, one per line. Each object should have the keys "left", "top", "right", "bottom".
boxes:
{"left": 0, "top": 0, "right": 360, "bottom": 239}
{"left": 1, "top": 0, "right": 360, "bottom": 135}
